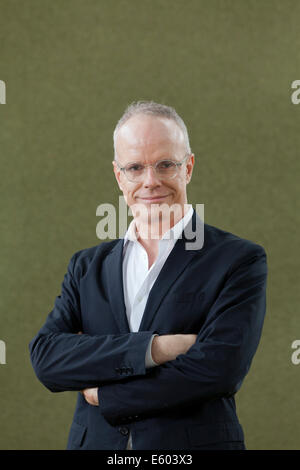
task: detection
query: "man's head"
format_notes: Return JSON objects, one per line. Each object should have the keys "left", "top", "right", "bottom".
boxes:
{"left": 112, "top": 101, "right": 195, "bottom": 230}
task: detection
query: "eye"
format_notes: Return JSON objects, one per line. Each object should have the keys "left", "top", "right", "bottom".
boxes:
{"left": 157, "top": 160, "right": 175, "bottom": 169}
{"left": 126, "top": 163, "right": 144, "bottom": 172}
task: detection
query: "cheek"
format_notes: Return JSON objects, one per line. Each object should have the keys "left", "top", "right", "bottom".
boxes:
{"left": 166, "top": 179, "right": 181, "bottom": 195}
{"left": 126, "top": 184, "right": 140, "bottom": 203}
{"left": 168, "top": 178, "right": 186, "bottom": 201}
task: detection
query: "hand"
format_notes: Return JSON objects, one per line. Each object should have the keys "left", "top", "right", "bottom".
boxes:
{"left": 81, "top": 387, "right": 99, "bottom": 406}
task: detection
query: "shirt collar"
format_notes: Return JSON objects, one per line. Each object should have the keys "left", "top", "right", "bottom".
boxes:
{"left": 123, "top": 204, "right": 194, "bottom": 247}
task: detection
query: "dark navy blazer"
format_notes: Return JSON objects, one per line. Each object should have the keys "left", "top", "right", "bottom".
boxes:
{"left": 29, "top": 209, "right": 268, "bottom": 450}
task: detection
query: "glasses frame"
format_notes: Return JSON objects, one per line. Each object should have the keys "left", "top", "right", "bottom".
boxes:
{"left": 115, "top": 154, "right": 191, "bottom": 183}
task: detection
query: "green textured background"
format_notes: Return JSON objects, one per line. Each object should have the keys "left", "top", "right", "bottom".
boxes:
{"left": 0, "top": 0, "right": 299, "bottom": 450}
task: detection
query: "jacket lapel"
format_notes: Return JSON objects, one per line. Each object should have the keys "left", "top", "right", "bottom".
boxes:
{"left": 104, "top": 239, "right": 130, "bottom": 333}
{"left": 138, "top": 209, "right": 204, "bottom": 332}
{"left": 104, "top": 209, "right": 205, "bottom": 334}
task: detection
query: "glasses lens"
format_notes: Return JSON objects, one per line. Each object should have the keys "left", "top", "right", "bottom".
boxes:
{"left": 125, "top": 163, "right": 144, "bottom": 181}
{"left": 123, "top": 160, "right": 178, "bottom": 181}
{"left": 156, "top": 160, "right": 177, "bottom": 178}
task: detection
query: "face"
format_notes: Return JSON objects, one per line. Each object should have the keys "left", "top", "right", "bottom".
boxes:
{"left": 113, "top": 114, "right": 194, "bottom": 227}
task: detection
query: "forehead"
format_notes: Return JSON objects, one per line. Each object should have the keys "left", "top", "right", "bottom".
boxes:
{"left": 115, "top": 115, "right": 185, "bottom": 158}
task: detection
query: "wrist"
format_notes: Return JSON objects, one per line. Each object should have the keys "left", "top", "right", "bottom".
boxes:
{"left": 151, "top": 335, "right": 163, "bottom": 365}
{"left": 151, "top": 334, "right": 180, "bottom": 365}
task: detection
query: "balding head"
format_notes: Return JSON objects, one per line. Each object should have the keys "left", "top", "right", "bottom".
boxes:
{"left": 115, "top": 114, "right": 187, "bottom": 164}
{"left": 113, "top": 101, "right": 191, "bottom": 160}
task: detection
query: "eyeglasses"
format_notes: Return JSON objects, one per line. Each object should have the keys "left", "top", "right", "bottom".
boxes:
{"left": 115, "top": 154, "right": 190, "bottom": 183}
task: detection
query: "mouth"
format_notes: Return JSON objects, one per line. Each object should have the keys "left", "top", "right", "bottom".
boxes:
{"left": 137, "top": 195, "right": 170, "bottom": 203}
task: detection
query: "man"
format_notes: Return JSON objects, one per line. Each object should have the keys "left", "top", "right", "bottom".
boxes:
{"left": 29, "top": 101, "right": 267, "bottom": 450}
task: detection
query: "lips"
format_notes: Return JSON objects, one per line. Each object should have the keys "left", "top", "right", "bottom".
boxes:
{"left": 138, "top": 195, "right": 168, "bottom": 202}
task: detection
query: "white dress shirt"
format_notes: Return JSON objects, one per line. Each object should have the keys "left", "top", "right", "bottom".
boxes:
{"left": 121, "top": 204, "right": 194, "bottom": 450}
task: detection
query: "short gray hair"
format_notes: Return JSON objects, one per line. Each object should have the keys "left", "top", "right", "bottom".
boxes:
{"left": 113, "top": 100, "right": 192, "bottom": 159}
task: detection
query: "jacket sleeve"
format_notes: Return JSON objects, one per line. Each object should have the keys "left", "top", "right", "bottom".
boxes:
{"left": 98, "top": 244, "right": 268, "bottom": 425}
{"left": 29, "top": 252, "right": 155, "bottom": 392}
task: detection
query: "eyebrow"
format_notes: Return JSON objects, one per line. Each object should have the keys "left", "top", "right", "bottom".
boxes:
{"left": 124, "top": 157, "right": 177, "bottom": 165}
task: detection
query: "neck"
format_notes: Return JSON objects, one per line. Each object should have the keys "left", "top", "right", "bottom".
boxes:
{"left": 133, "top": 203, "right": 190, "bottom": 244}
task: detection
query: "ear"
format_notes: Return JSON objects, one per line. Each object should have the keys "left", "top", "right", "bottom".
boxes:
{"left": 186, "top": 154, "right": 195, "bottom": 184}
{"left": 112, "top": 160, "right": 124, "bottom": 191}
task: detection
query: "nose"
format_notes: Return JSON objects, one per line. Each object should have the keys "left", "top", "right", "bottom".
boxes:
{"left": 143, "top": 165, "right": 161, "bottom": 187}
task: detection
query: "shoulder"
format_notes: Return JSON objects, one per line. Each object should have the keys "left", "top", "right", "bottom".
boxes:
{"left": 67, "top": 239, "right": 122, "bottom": 278}
{"left": 201, "top": 223, "right": 268, "bottom": 279}
{"left": 203, "top": 222, "right": 267, "bottom": 260}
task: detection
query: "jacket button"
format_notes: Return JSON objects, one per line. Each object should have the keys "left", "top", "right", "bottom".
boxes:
{"left": 118, "top": 427, "right": 129, "bottom": 436}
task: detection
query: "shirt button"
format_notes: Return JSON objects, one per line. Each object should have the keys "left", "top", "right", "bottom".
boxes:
{"left": 119, "top": 427, "right": 129, "bottom": 436}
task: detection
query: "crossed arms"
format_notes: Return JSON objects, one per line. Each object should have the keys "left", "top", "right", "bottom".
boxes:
{"left": 81, "top": 333, "right": 198, "bottom": 406}
{"left": 29, "top": 243, "right": 267, "bottom": 425}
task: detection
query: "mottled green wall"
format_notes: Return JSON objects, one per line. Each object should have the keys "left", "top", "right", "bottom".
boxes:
{"left": 0, "top": 0, "right": 299, "bottom": 450}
